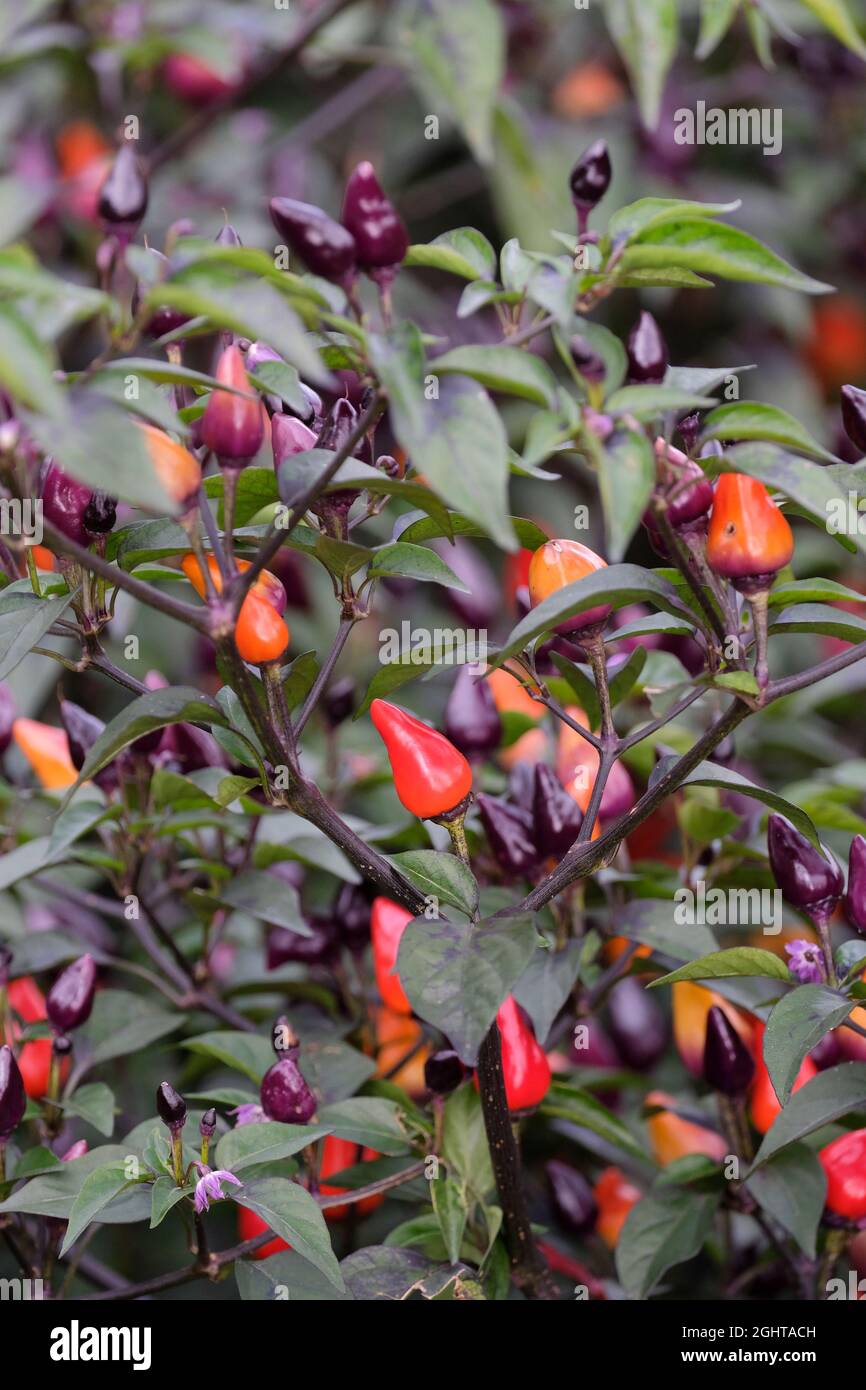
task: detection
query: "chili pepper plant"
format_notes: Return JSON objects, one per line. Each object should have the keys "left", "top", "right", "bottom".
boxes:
{"left": 1, "top": 0, "right": 866, "bottom": 1307}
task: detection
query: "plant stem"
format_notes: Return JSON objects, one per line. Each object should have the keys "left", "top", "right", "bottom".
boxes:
{"left": 294, "top": 616, "right": 355, "bottom": 737}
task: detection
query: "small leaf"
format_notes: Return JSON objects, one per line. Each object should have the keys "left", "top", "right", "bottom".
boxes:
{"left": 696, "top": 0, "right": 741, "bottom": 57}
{"left": 616, "top": 1191, "right": 720, "bottom": 1298}
{"left": 70, "top": 687, "right": 231, "bottom": 794}
{"left": 60, "top": 1162, "right": 133, "bottom": 1256}
{"left": 405, "top": 0, "right": 505, "bottom": 164}
{"left": 763, "top": 986, "right": 854, "bottom": 1105}
{"left": 745, "top": 1144, "right": 826, "bottom": 1258}
{"left": 404, "top": 228, "right": 497, "bottom": 281}
{"left": 428, "top": 345, "right": 558, "bottom": 407}
{"left": 621, "top": 219, "right": 833, "bottom": 295}
{"left": 387, "top": 850, "right": 479, "bottom": 915}
{"left": 542, "top": 1081, "right": 649, "bottom": 1164}
{"left": 701, "top": 401, "right": 837, "bottom": 462}
{"left": 232, "top": 1178, "right": 344, "bottom": 1289}
{"left": 750, "top": 1062, "right": 866, "bottom": 1169}
{"left": 369, "top": 542, "right": 470, "bottom": 591}
{"left": 216, "top": 1122, "right": 331, "bottom": 1174}
{"left": 605, "top": 0, "right": 679, "bottom": 129}
{"left": 150, "top": 1177, "right": 192, "bottom": 1229}
{"left": 650, "top": 948, "right": 790, "bottom": 989}
{"left": 0, "top": 591, "right": 76, "bottom": 683}
{"left": 597, "top": 429, "right": 654, "bottom": 561}
{"left": 798, "top": 0, "right": 866, "bottom": 59}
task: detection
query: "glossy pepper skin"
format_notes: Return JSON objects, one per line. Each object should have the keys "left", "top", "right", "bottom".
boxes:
{"left": 42, "top": 461, "right": 92, "bottom": 547}
{"left": 444, "top": 666, "right": 502, "bottom": 760}
{"left": 0, "top": 1045, "right": 25, "bottom": 1139}
{"left": 138, "top": 423, "right": 201, "bottom": 512}
{"left": 234, "top": 593, "right": 290, "bottom": 665}
{"left": 528, "top": 539, "right": 612, "bottom": 633}
{"left": 494, "top": 994, "right": 551, "bottom": 1112}
{"left": 260, "top": 1054, "right": 316, "bottom": 1124}
{"left": 607, "top": 977, "right": 668, "bottom": 1071}
{"left": 370, "top": 699, "right": 472, "bottom": 820}
{"left": 424, "top": 1049, "right": 467, "bottom": 1095}
{"left": 767, "top": 813, "right": 843, "bottom": 922}
{"left": 157, "top": 1081, "right": 187, "bottom": 1130}
{"left": 594, "top": 1166, "right": 641, "bottom": 1248}
{"left": 181, "top": 552, "right": 287, "bottom": 614}
{"left": 269, "top": 197, "right": 357, "bottom": 284}
{"left": 371, "top": 896, "right": 413, "bottom": 1014}
{"left": 201, "top": 343, "right": 264, "bottom": 464}
{"left": 272, "top": 413, "right": 317, "bottom": 469}
{"left": 706, "top": 475, "right": 794, "bottom": 585}
{"left": 46, "top": 954, "right": 96, "bottom": 1033}
{"left": 532, "top": 762, "right": 583, "bottom": 857}
{"left": 819, "top": 1129, "right": 866, "bottom": 1220}
{"left": 841, "top": 384, "right": 866, "bottom": 455}
{"left": 477, "top": 793, "right": 538, "bottom": 877}
{"left": 703, "top": 1004, "right": 755, "bottom": 1096}
{"left": 626, "top": 311, "right": 668, "bottom": 385}
{"left": 4, "top": 977, "right": 59, "bottom": 1099}
{"left": 568, "top": 139, "right": 611, "bottom": 211}
{"left": 320, "top": 1135, "right": 383, "bottom": 1221}
{"left": 845, "top": 834, "right": 866, "bottom": 932}
{"left": 673, "top": 981, "right": 751, "bottom": 1078}
{"left": 12, "top": 718, "right": 77, "bottom": 790}
{"left": 341, "top": 162, "right": 408, "bottom": 273}
{"left": 645, "top": 1090, "right": 727, "bottom": 1167}
{"left": 83, "top": 491, "right": 117, "bottom": 536}
{"left": 98, "top": 144, "right": 148, "bottom": 227}
{"left": 547, "top": 1160, "right": 598, "bottom": 1235}
{"left": 267, "top": 916, "right": 338, "bottom": 968}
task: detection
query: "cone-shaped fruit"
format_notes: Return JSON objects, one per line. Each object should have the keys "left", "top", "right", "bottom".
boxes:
{"left": 569, "top": 139, "right": 611, "bottom": 210}
{"left": 546, "top": 1160, "right": 598, "bottom": 1235}
{"left": 138, "top": 423, "right": 201, "bottom": 512}
{"left": 371, "top": 896, "right": 413, "bottom": 1014}
{"left": 201, "top": 343, "right": 264, "bottom": 464}
{"left": 703, "top": 1004, "right": 755, "bottom": 1095}
{"left": 645, "top": 1090, "right": 727, "bottom": 1167}
{"left": 98, "top": 144, "right": 148, "bottom": 226}
{"left": 444, "top": 666, "right": 502, "bottom": 759}
{"left": 594, "top": 1167, "right": 641, "bottom": 1248}
{"left": 673, "top": 981, "right": 751, "bottom": 1077}
{"left": 234, "top": 593, "right": 290, "bottom": 665}
{"left": 46, "top": 954, "right": 96, "bottom": 1032}
{"left": 845, "top": 834, "right": 866, "bottom": 932}
{"left": 626, "top": 311, "right": 668, "bottom": 384}
{"left": 156, "top": 1081, "right": 187, "bottom": 1130}
{"left": 706, "top": 475, "right": 793, "bottom": 583}
{"left": 528, "top": 539, "right": 611, "bottom": 633}
{"left": 532, "top": 762, "right": 583, "bottom": 857}
{"left": 370, "top": 699, "right": 472, "bottom": 819}
{"left": 12, "top": 718, "right": 77, "bottom": 790}
{"left": 42, "top": 462, "right": 92, "bottom": 547}
{"left": 477, "top": 794, "right": 538, "bottom": 877}
{"left": 767, "top": 813, "right": 842, "bottom": 922}
{"left": 819, "top": 1129, "right": 866, "bottom": 1220}
{"left": 494, "top": 994, "right": 551, "bottom": 1112}
{"left": 260, "top": 1054, "right": 316, "bottom": 1123}
{"left": 607, "top": 977, "right": 668, "bottom": 1070}
{"left": 341, "top": 162, "right": 408, "bottom": 271}
{"left": 424, "top": 1049, "right": 467, "bottom": 1095}
{"left": 841, "top": 385, "right": 866, "bottom": 455}
{"left": 0, "top": 1045, "right": 25, "bottom": 1139}
{"left": 269, "top": 197, "right": 357, "bottom": 283}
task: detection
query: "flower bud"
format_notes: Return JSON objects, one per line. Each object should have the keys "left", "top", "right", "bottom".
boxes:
{"left": 340, "top": 161, "right": 408, "bottom": 273}
{"left": 678, "top": 412, "right": 702, "bottom": 455}
{"left": 767, "top": 814, "right": 843, "bottom": 922}
{"left": 845, "top": 834, "right": 866, "bottom": 933}
{"left": 260, "top": 1055, "right": 316, "bottom": 1124}
{"left": 200, "top": 1108, "right": 217, "bottom": 1139}
{"left": 703, "top": 1005, "right": 755, "bottom": 1096}
{"left": 157, "top": 1081, "right": 188, "bottom": 1130}
{"left": 215, "top": 222, "right": 242, "bottom": 247}
{"left": 532, "top": 762, "right": 583, "bottom": 858}
{"left": 841, "top": 384, "right": 866, "bottom": 455}
{"left": 272, "top": 412, "right": 318, "bottom": 471}
{"left": 546, "top": 1159, "right": 598, "bottom": 1235}
{"left": 0, "top": 1045, "right": 26, "bottom": 1139}
{"left": 476, "top": 793, "right": 538, "bottom": 877}
{"left": 444, "top": 666, "right": 502, "bottom": 760}
{"left": 607, "top": 977, "right": 668, "bottom": 1070}
{"left": 269, "top": 197, "right": 357, "bottom": 284}
{"left": 568, "top": 139, "right": 611, "bottom": 211}
{"left": 201, "top": 343, "right": 264, "bottom": 465}
{"left": 98, "top": 144, "right": 148, "bottom": 227}
{"left": 626, "top": 311, "right": 668, "bottom": 385}
{"left": 424, "top": 1049, "right": 467, "bottom": 1096}
{"left": 46, "top": 954, "right": 96, "bottom": 1032}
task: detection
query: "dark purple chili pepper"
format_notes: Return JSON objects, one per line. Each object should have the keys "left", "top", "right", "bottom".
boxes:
{"left": 476, "top": 793, "right": 538, "bottom": 877}
{"left": 341, "top": 161, "right": 408, "bottom": 273}
{"left": 46, "top": 954, "right": 97, "bottom": 1032}
{"left": 444, "top": 666, "right": 502, "bottom": 760}
{"left": 626, "top": 311, "right": 668, "bottom": 385}
{"left": 767, "top": 814, "right": 843, "bottom": 923}
{"left": 424, "top": 1050, "right": 467, "bottom": 1095}
{"left": 606, "top": 976, "right": 668, "bottom": 1071}
{"left": 546, "top": 1159, "right": 598, "bottom": 1235}
{"left": 269, "top": 197, "right": 357, "bottom": 285}
{"left": 98, "top": 144, "right": 148, "bottom": 227}
{"left": 0, "top": 1046, "right": 25, "bottom": 1139}
{"left": 703, "top": 1004, "right": 755, "bottom": 1096}
{"left": 532, "top": 762, "right": 583, "bottom": 858}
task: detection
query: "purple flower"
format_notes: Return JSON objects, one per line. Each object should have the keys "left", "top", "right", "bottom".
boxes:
{"left": 229, "top": 1102, "right": 266, "bottom": 1127}
{"left": 785, "top": 938, "right": 825, "bottom": 985}
{"left": 193, "top": 1163, "right": 242, "bottom": 1213}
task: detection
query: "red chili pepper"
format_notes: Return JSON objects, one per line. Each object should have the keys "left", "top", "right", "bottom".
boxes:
{"left": 320, "top": 1135, "right": 383, "bottom": 1221}
{"left": 484, "top": 994, "right": 551, "bottom": 1112}
{"left": 593, "top": 1166, "right": 642, "bottom": 1248}
{"left": 4, "top": 977, "right": 67, "bottom": 1099}
{"left": 819, "top": 1129, "right": 866, "bottom": 1220}
{"left": 369, "top": 699, "right": 472, "bottom": 820}
{"left": 370, "top": 897, "right": 413, "bottom": 1014}
{"left": 706, "top": 475, "right": 794, "bottom": 583}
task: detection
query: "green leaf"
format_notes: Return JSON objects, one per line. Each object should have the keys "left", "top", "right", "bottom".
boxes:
{"left": 0, "top": 175, "right": 51, "bottom": 247}
{"left": 655, "top": 757, "right": 821, "bottom": 845}
{"left": 0, "top": 303, "right": 63, "bottom": 413}
{"left": 605, "top": 0, "right": 678, "bottom": 129}
{"left": 605, "top": 385, "right": 717, "bottom": 418}
{"left": 396, "top": 512, "right": 547, "bottom": 551}
{"left": 405, "top": 0, "right": 505, "bottom": 164}
{"left": 620, "top": 219, "right": 833, "bottom": 294}
{"left": 0, "top": 1145, "right": 142, "bottom": 1221}
{"left": 69, "top": 687, "right": 230, "bottom": 794}
{"left": 395, "top": 913, "right": 538, "bottom": 1064}
{"left": 369, "top": 542, "right": 469, "bottom": 591}
{"left": 218, "top": 869, "right": 309, "bottom": 934}
{"left": 76, "top": 991, "right": 185, "bottom": 1069}
{"left": 615, "top": 899, "right": 719, "bottom": 961}
{"left": 370, "top": 324, "right": 516, "bottom": 551}
{"left": 150, "top": 1176, "right": 192, "bottom": 1229}
{"left": 232, "top": 1179, "right": 344, "bottom": 1289}
{"left": 701, "top": 401, "right": 837, "bottom": 462}
{"left": 428, "top": 345, "right": 558, "bottom": 407}
{"left": 798, "top": 0, "right": 866, "bottom": 59}
{"left": 696, "top": 0, "right": 741, "bottom": 57}
{"left": 769, "top": 577, "right": 866, "bottom": 609}
{"left": 404, "top": 228, "right": 497, "bottom": 281}
{"left": 27, "top": 394, "right": 175, "bottom": 512}
{"left": 491, "top": 564, "right": 694, "bottom": 669}
{"left": 616, "top": 1191, "right": 720, "bottom": 1298}
{"left": 216, "top": 1123, "right": 331, "bottom": 1174}
{"left": 597, "top": 430, "right": 654, "bottom": 561}
{"left": 431, "top": 1174, "right": 467, "bottom": 1264}
{"left": 541, "top": 1081, "right": 649, "bottom": 1164}
{"left": 341, "top": 1245, "right": 479, "bottom": 1299}
{"left": 60, "top": 1083, "right": 115, "bottom": 1138}
{"left": 750, "top": 1062, "right": 866, "bottom": 1169}
{"left": 745, "top": 1144, "right": 826, "bottom": 1258}
{"left": 513, "top": 940, "right": 584, "bottom": 1046}
{"left": 317, "top": 1099, "right": 410, "bottom": 1156}
{"left": 236, "top": 1249, "right": 354, "bottom": 1301}
{"left": 763, "top": 986, "right": 854, "bottom": 1105}
{"left": 60, "top": 1162, "right": 133, "bottom": 1256}
{"left": 387, "top": 850, "right": 479, "bottom": 915}
{"left": 769, "top": 603, "right": 866, "bottom": 644}
{"left": 183, "top": 1031, "right": 274, "bottom": 1083}
{"left": 549, "top": 653, "right": 600, "bottom": 729}
{"left": 356, "top": 658, "right": 435, "bottom": 719}
{"left": 608, "top": 197, "right": 742, "bottom": 243}
{"left": 650, "top": 948, "right": 790, "bottom": 989}
{"left": 0, "top": 591, "right": 76, "bottom": 682}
